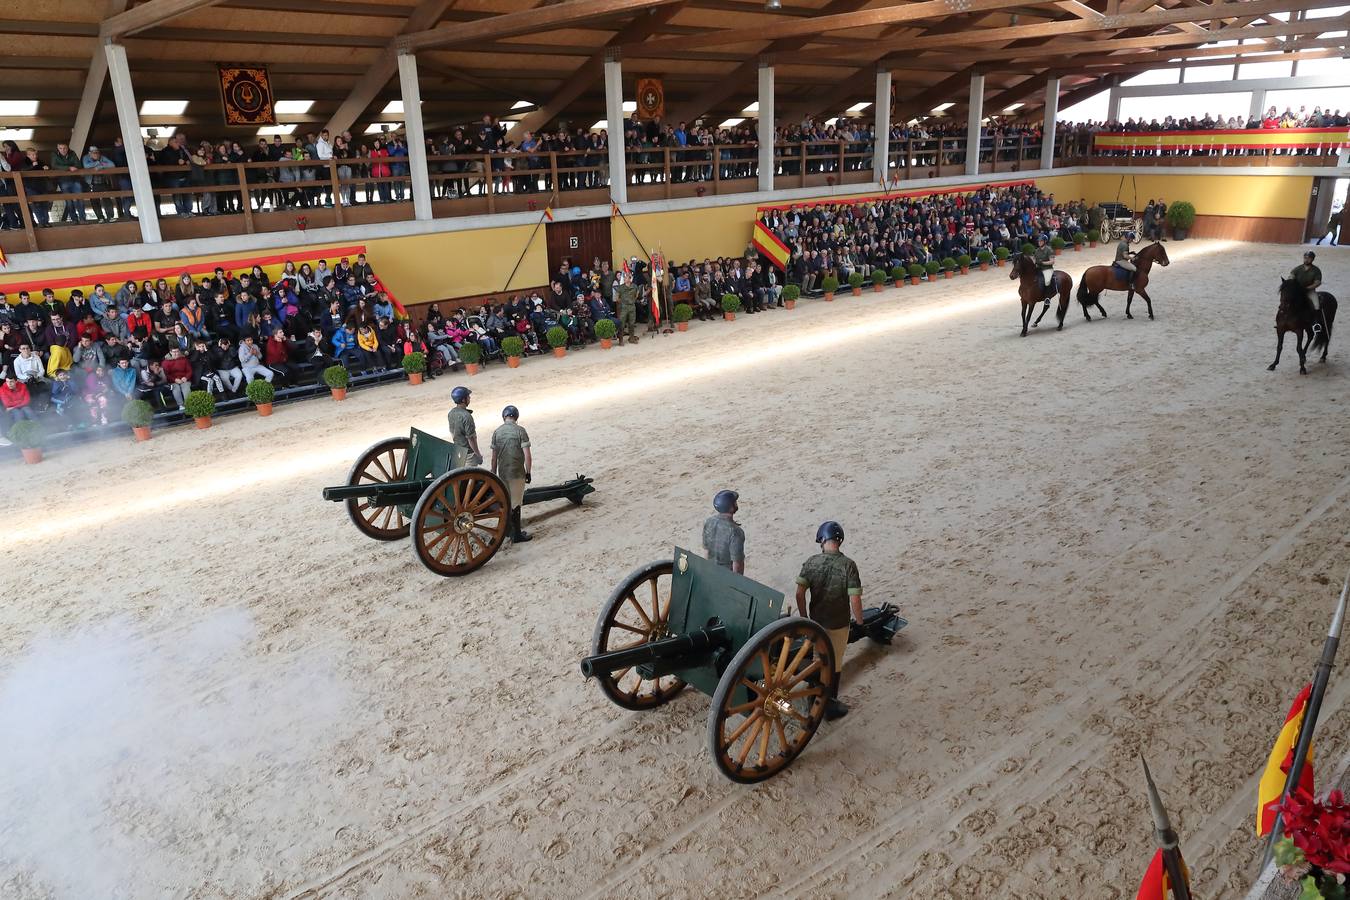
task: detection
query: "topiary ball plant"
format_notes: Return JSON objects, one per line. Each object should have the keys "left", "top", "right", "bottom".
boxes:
{"left": 1050, "top": 236, "right": 1066, "bottom": 251}
{"left": 1021, "top": 242, "right": 1036, "bottom": 255}
{"left": 594, "top": 317, "right": 618, "bottom": 339}
{"left": 184, "top": 389, "right": 216, "bottom": 419}
{"left": 1086, "top": 228, "right": 1101, "bottom": 243}
{"left": 1166, "top": 200, "right": 1196, "bottom": 231}
{"left": 121, "top": 398, "right": 153, "bottom": 428}
{"left": 956, "top": 254, "right": 971, "bottom": 269}
{"left": 1073, "top": 231, "right": 1087, "bottom": 246}
{"left": 977, "top": 249, "right": 994, "bottom": 264}
{"left": 821, "top": 275, "right": 840, "bottom": 294}
{"left": 672, "top": 303, "right": 693, "bottom": 323}
{"left": 995, "top": 246, "right": 1011, "bottom": 260}
{"left": 245, "top": 378, "right": 275, "bottom": 405}
{"left": 401, "top": 351, "right": 426, "bottom": 374}
{"left": 323, "top": 365, "right": 350, "bottom": 389}
{"left": 458, "top": 341, "right": 482, "bottom": 364}
{"left": 907, "top": 263, "right": 924, "bottom": 279}
{"left": 925, "top": 260, "right": 941, "bottom": 278}
{"left": 871, "top": 268, "right": 887, "bottom": 285}
{"left": 848, "top": 271, "right": 865, "bottom": 288}
{"left": 890, "top": 265, "right": 905, "bottom": 282}
{"left": 721, "top": 293, "right": 741, "bottom": 313}
{"left": 9, "top": 419, "right": 45, "bottom": 449}
{"left": 501, "top": 335, "right": 525, "bottom": 358}
{"left": 781, "top": 284, "right": 801, "bottom": 302}
{"left": 546, "top": 325, "right": 568, "bottom": 349}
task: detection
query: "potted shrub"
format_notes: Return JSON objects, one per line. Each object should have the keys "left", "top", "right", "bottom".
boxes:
{"left": 721, "top": 293, "right": 741, "bottom": 321}
{"left": 890, "top": 265, "right": 906, "bottom": 287}
{"left": 871, "top": 269, "right": 887, "bottom": 292}
{"left": 10, "top": 420, "right": 45, "bottom": 465}
{"left": 401, "top": 350, "right": 427, "bottom": 385}
{"left": 596, "top": 315, "right": 618, "bottom": 348}
{"left": 1166, "top": 200, "right": 1196, "bottom": 240}
{"left": 323, "top": 365, "right": 350, "bottom": 400}
{"left": 977, "top": 248, "right": 993, "bottom": 271}
{"left": 781, "top": 284, "right": 801, "bottom": 309}
{"left": 939, "top": 257, "right": 956, "bottom": 279}
{"left": 907, "top": 262, "right": 924, "bottom": 285}
{"left": 820, "top": 275, "right": 839, "bottom": 301}
{"left": 459, "top": 340, "right": 483, "bottom": 374}
{"left": 184, "top": 389, "right": 216, "bottom": 428}
{"left": 246, "top": 378, "right": 275, "bottom": 416}
{"left": 956, "top": 253, "right": 972, "bottom": 275}
{"left": 1049, "top": 236, "right": 1066, "bottom": 255}
{"left": 502, "top": 335, "right": 525, "bottom": 368}
{"left": 1020, "top": 241, "right": 1036, "bottom": 256}
{"left": 995, "top": 246, "right": 1010, "bottom": 266}
{"left": 672, "top": 303, "right": 693, "bottom": 330}
{"left": 122, "top": 398, "right": 154, "bottom": 441}
{"left": 925, "top": 260, "right": 941, "bottom": 281}
{"left": 848, "top": 271, "right": 865, "bottom": 296}
{"left": 1086, "top": 227, "right": 1100, "bottom": 248}
{"left": 1072, "top": 231, "right": 1087, "bottom": 251}
{"left": 546, "top": 325, "right": 569, "bottom": 359}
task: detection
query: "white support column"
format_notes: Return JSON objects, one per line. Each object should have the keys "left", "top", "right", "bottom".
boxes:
{"left": 103, "top": 41, "right": 160, "bottom": 244}
{"left": 873, "top": 68, "right": 891, "bottom": 187}
{"left": 1106, "top": 87, "right": 1121, "bottom": 124}
{"left": 604, "top": 49, "right": 627, "bottom": 204}
{"left": 1040, "top": 76, "right": 1060, "bottom": 170}
{"left": 1249, "top": 88, "right": 1268, "bottom": 123}
{"left": 965, "top": 73, "right": 985, "bottom": 177}
{"left": 397, "top": 50, "right": 433, "bottom": 221}
{"left": 757, "top": 61, "right": 774, "bottom": 193}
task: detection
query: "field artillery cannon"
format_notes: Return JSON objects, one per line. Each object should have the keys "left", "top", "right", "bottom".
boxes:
{"left": 322, "top": 428, "right": 594, "bottom": 576}
{"left": 580, "top": 547, "right": 905, "bottom": 783}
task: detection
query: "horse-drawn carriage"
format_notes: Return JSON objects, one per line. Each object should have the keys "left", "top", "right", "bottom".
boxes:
{"left": 322, "top": 427, "right": 594, "bottom": 576}
{"left": 579, "top": 547, "right": 905, "bottom": 783}
{"left": 1097, "top": 202, "right": 1142, "bottom": 243}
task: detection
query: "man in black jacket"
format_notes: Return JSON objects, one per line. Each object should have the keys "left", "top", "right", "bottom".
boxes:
{"left": 155, "top": 135, "right": 193, "bottom": 217}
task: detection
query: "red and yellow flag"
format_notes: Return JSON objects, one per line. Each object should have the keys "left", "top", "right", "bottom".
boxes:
{"left": 543, "top": 206, "right": 554, "bottom": 222}
{"left": 1137, "top": 849, "right": 1188, "bottom": 900}
{"left": 1257, "top": 683, "right": 1314, "bottom": 836}
{"left": 752, "top": 217, "right": 790, "bottom": 271}
{"left": 0, "top": 245, "right": 7, "bottom": 268}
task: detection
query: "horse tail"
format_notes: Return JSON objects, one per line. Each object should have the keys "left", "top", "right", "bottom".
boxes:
{"left": 1076, "top": 274, "right": 1090, "bottom": 307}
{"left": 1312, "top": 295, "right": 1336, "bottom": 352}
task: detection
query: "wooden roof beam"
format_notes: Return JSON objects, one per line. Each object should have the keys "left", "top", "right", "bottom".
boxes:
{"left": 101, "top": 0, "right": 228, "bottom": 39}
{"left": 398, "top": 0, "right": 685, "bottom": 53}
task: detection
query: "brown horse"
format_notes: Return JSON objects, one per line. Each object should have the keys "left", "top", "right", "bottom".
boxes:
{"left": 1270, "top": 277, "right": 1337, "bottom": 374}
{"left": 1009, "top": 253, "right": 1072, "bottom": 336}
{"left": 1076, "top": 241, "right": 1171, "bottom": 320}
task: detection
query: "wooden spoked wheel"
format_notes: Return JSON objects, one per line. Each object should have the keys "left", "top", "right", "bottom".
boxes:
{"left": 410, "top": 468, "right": 510, "bottom": 576}
{"left": 346, "top": 436, "right": 413, "bottom": 541}
{"left": 706, "top": 617, "right": 835, "bottom": 784}
{"left": 590, "top": 560, "right": 687, "bottom": 710}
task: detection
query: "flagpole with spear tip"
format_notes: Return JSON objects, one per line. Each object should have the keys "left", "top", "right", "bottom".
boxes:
{"left": 609, "top": 197, "right": 665, "bottom": 332}
{"left": 1262, "top": 571, "right": 1350, "bottom": 869}
{"left": 1142, "top": 754, "right": 1192, "bottom": 900}
{"left": 500, "top": 191, "right": 556, "bottom": 294}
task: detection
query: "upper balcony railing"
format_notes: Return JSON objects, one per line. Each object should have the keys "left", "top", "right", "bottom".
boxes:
{"left": 0, "top": 129, "right": 1343, "bottom": 257}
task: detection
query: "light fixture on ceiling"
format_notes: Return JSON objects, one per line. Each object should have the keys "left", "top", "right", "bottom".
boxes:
{"left": 931, "top": 102, "right": 955, "bottom": 113}
{"left": 765, "top": 0, "right": 782, "bottom": 9}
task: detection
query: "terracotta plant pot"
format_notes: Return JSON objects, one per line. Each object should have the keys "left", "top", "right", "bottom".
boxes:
{"left": 1053, "top": 248, "right": 1062, "bottom": 256}
{"left": 256, "top": 403, "right": 273, "bottom": 417}
{"left": 408, "top": 372, "right": 424, "bottom": 385}
{"left": 330, "top": 387, "right": 346, "bottom": 401}
{"left": 21, "top": 447, "right": 42, "bottom": 464}
{"left": 979, "top": 263, "right": 989, "bottom": 271}
{"left": 194, "top": 416, "right": 212, "bottom": 429}
{"left": 873, "top": 284, "right": 883, "bottom": 293}
{"left": 600, "top": 338, "right": 613, "bottom": 349}
{"left": 132, "top": 425, "right": 151, "bottom": 442}
{"left": 823, "top": 292, "right": 834, "bottom": 302}
{"left": 466, "top": 363, "right": 480, "bottom": 375}
{"left": 506, "top": 356, "right": 521, "bottom": 368}
{"left": 677, "top": 321, "right": 689, "bottom": 331}
{"left": 1089, "top": 241, "right": 1097, "bottom": 248}
{"left": 943, "top": 271, "right": 952, "bottom": 279}
{"left": 910, "top": 276, "right": 921, "bottom": 286}
{"left": 784, "top": 300, "right": 796, "bottom": 309}
{"left": 552, "top": 347, "right": 566, "bottom": 359}
{"left": 960, "top": 266, "right": 969, "bottom": 275}
{"left": 724, "top": 311, "right": 736, "bottom": 321}
{"left": 995, "top": 258, "right": 1005, "bottom": 267}
{"left": 851, "top": 287, "right": 862, "bottom": 296}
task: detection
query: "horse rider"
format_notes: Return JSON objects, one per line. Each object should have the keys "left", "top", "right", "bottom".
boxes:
{"left": 794, "top": 521, "right": 866, "bottom": 721}
{"left": 1034, "top": 234, "right": 1055, "bottom": 297}
{"left": 447, "top": 385, "right": 484, "bottom": 465}
{"left": 1114, "top": 230, "right": 1138, "bottom": 288}
{"left": 490, "top": 404, "right": 532, "bottom": 543}
{"left": 702, "top": 489, "right": 745, "bottom": 574}
{"left": 1292, "top": 250, "right": 1328, "bottom": 333}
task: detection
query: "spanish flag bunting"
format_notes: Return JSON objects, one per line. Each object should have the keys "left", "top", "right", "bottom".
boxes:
{"left": 752, "top": 217, "right": 791, "bottom": 271}
{"left": 1257, "top": 683, "right": 1314, "bottom": 836}
{"left": 0, "top": 244, "right": 7, "bottom": 267}
{"left": 543, "top": 207, "right": 554, "bottom": 222}
{"left": 1136, "top": 849, "right": 1188, "bottom": 900}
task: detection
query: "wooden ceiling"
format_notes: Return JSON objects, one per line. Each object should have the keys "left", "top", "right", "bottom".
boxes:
{"left": 1, "top": 0, "right": 1345, "bottom": 148}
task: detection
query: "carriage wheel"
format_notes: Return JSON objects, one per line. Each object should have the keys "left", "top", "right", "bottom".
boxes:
{"left": 410, "top": 468, "right": 510, "bottom": 576}
{"left": 346, "top": 436, "right": 413, "bottom": 541}
{"left": 706, "top": 617, "right": 835, "bottom": 784}
{"left": 590, "top": 560, "right": 687, "bottom": 710}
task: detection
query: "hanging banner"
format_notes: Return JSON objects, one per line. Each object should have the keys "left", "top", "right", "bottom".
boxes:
{"left": 218, "top": 64, "right": 277, "bottom": 127}
{"left": 636, "top": 77, "right": 665, "bottom": 120}
{"left": 1093, "top": 127, "right": 1350, "bottom": 152}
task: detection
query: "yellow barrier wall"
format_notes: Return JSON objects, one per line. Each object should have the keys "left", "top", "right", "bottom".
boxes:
{"left": 1077, "top": 172, "right": 1312, "bottom": 219}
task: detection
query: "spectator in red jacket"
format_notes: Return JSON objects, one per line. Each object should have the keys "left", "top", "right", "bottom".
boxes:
{"left": 263, "top": 329, "right": 292, "bottom": 385}
{"left": 161, "top": 347, "right": 193, "bottom": 409}
{"left": 1, "top": 373, "right": 36, "bottom": 427}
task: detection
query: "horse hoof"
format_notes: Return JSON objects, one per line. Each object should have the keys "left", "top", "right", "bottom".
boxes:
{"left": 1300, "top": 368, "right": 1308, "bottom": 375}
{"left": 1125, "top": 313, "right": 1133, "bottom": 319}
{"left": 1267, "top": 363, "right": 1278, "bottom": 371}
{"left": 1148, "top": 315, "right": 1155, "bottom": 320}
{"left": 1021, "top": 330, "right": 1028, "bottom": 337}
{"left": 1057, "top": 325, "right": 1064, "bottom": 331}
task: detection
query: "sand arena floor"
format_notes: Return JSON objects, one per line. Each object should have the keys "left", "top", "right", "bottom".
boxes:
{"left": 3, "top": 239, "right": 1349, "bottom": 899}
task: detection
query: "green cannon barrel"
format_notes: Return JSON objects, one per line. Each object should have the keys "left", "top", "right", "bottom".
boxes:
{"left": 579, "top": 623, "right": 729, "bottom": 680}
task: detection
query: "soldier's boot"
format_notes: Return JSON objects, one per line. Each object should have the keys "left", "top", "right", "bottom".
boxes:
{"left": 511, "top": 507, "right": 532, "bottom": 543}
{"left": 824, "top": 679, "right": 849, "bottom": 721}
{"left": 628, "top": 330, "right": 640, "bottom": 343}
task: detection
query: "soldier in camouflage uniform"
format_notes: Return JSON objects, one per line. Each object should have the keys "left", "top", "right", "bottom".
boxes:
{"left": 490, "top": 404, "right": 532, "bottom": 543}
{"left": 613, "top": 272, "right": 640, "bottom": 345}
{"left": 446, "top": 385, "right": 483, "bottom": 465}
{"left": 702, "top": 489, "right": 745, "bottom": 574}
{"left": 795, "top": 521, "right": 865, "bottom": 721}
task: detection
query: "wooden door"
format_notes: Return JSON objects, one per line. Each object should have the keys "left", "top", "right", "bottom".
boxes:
{"left": 545, "top": 217, "right": 612, "bottom": 285}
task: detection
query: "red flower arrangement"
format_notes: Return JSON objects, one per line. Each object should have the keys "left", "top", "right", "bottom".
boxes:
{"left": 295, "top": 215, "right": 308, "bottom": 232}
{"left": 1285, "top": 791, "right": 1350, "bottom": 874}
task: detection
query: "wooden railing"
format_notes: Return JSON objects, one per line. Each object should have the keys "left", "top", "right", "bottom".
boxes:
{"left": 0, "top": 134, "right": 1340, "bottom": 256}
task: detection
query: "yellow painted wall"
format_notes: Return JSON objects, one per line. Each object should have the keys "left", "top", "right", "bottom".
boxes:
{"left": 1077, "top": 172, "right": 1312, "bottom": 219}
{"left": 362, "top": 224, "right": 546, "bottom": 298}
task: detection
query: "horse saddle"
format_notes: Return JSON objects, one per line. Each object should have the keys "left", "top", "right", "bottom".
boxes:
{"left": 1112, "top": 262, "right": 1131, "bottom": 279}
